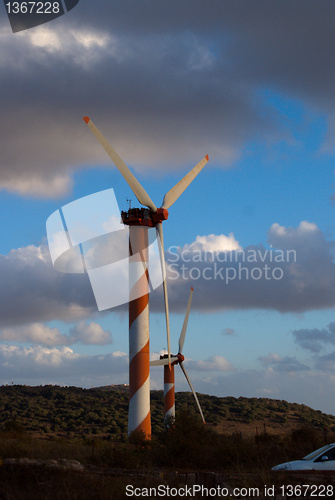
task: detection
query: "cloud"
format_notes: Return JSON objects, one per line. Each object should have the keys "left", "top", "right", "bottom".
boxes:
{"left": 222, "top": 327, "right": 235, "bottom": 336}
{"left": 0, "top": 323, "right": 69, "bottom": 346}
{"left": 292, "top": 323, "right": 335, "bottom": 353}
{"left": 0, "top": 244, "right": 97, "bottom": 328}
{"left": 1, "top": 2, "right": 335, "bottom": 197}
{"left": 0, "top": 321, "right": 113, "bottom": 347}
{"left": 259, "top": 353, "right": 310, "bottom": 373}
{"left": 0, "top": 219, "right": 334, "bottom": 329}
{"left": 0, "top": 344, "right": 128, "bottom": 387}
{"left": 161, "top": 221, "right": 335, "bottom": 313}
{"left": 69, "top": 321, "right": 113, "bottom": 345}
{"left": 180, "top": 234, "right": 242, "bottom": 253}
{"left": 314, "top": 351, "right": 335, "bottom": 373}
{"left": 0, "top": 344, "right": 79, "bottom": 369}
{"left": 164, "top": 348, "right": 335, "bottom": 413}
{"left": 315, "top": 351, "right": 335, "bottom": 377}
{"left": 268, "top": 221, "right": 322, "bottom": 250}
{"left": 187, "top": 355, "right": 235, "bottom": 372}
{"left": 1, "top": 341, "right": 335, "bottom": 415}
{"left": 150, "top": 353, "right": 235, "bottom": 372}
{"left": 189, "top": 367, "right": 335, "bottom": 414}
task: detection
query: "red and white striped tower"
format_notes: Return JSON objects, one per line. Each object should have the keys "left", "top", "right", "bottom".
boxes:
{"left": 127, "top": 224, "right": 151, "bottom": 438}
{"left": 164, "top": 360, "right": 175, "bottom": 425}
{"left": 162, "top": 352, "right": 183, "bottom": 426}
{"left": 152, "top": 287, "right": 206, "bottom": 426}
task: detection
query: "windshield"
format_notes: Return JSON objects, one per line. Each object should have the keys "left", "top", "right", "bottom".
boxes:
{"left": 303, "top": 444, "right": 335, "bottom": 461}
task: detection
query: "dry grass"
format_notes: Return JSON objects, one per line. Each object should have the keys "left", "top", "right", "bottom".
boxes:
{"left": 0, "top": 409, "right": 334, "bottom": 499}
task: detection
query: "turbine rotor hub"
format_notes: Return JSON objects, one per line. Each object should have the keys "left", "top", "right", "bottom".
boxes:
{"left": 177, "top": 353, "right": 185, "bottom": 363}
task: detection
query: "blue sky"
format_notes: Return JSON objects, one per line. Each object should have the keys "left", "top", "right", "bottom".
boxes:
{"left": 1, "top": 1, "right": 335, "bottom": 415}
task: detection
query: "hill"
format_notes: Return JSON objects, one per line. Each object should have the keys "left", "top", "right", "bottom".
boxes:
{"left": 0, "top": 384, "right": 334, "bottom": 442}
{"left": 1, "top": 384, "right": 335, "bottom": 499}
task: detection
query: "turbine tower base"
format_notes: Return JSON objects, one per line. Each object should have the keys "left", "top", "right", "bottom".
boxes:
{"left": 127, "top": 219, "right": 151, "bottom": 439}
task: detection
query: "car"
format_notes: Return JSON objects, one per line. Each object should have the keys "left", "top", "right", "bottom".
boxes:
{"left": 272, "top": 443, "right": 335, "bottom": 471}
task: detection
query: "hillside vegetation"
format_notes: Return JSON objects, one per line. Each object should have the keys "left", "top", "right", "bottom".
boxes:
{"left": 0, "top": 384, "right": 334, "bottom": 442}
{"left": 1, "top": 385, "right": 335, "bottom": 499}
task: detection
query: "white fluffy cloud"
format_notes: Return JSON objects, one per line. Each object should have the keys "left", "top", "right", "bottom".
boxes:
{"left": 0, "top": 324, "right": 69, "bottom": 346}
{"left": 0, "top": 344, "right": 79, "bottom": 369}
{"left": 187, "top": 355, "right": 235, "bottom": 372}
{"left": 2, "top": 341, "right": 335, "bottom": 414}
{"left": 0, "top": 344, "right": 128, "bottom": 387}
{"left": 180, "top": 234, "right": 241, "bottom": 253}
{"left": 0, "top": 321, "right": 113, "bottom": 347}
{"left": 69, "top": 321, "right": 112, "bottom": 345}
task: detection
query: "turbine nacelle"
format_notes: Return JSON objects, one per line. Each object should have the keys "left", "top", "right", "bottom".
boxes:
{"left": 121, "top": 207, "right": 169, "bottom": 227}
{"left": 160, "top": 352, "right": 185, "bottom": 365}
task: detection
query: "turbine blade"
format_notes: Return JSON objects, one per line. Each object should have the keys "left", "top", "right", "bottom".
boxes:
{"left": 150, "top": 356, "right": 178, "bottom": 367}
{"left": 83, "top": 117, "right": 157, "bottom": 212}
{"left": 161, "top": 155, "right": 209, "bottom": 210}
{"left": 156, "top": 223, "right": 171, "bottom": 365}
{"left": 180, "top": 361, "right": 205, "bottom": 423}
{"left": 178, "top": 287, "right": 193, "bottom": 354}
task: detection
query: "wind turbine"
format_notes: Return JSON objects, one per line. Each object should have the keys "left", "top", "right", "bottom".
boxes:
{"left": 150, "top": 287, "right": 205, "bottom": 427}
{"left": 83, "top": 117, "right": 208, "bottom": 439}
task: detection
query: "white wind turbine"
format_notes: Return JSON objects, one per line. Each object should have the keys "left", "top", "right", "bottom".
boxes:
{"left": 150, "top": 287, "right": 205, "bottom": 426}
{"left": 83, "top": 117, "right": 208, "bottom": 438}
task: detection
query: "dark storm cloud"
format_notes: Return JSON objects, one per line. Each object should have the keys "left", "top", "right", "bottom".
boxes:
{"left": 0, "top": 219, "right": 334, "bottom": 327}
{"left": 259, "top": 353, "right": 309, "bottom": 372}
{"left": 155, "top": 221, "right": 335, "bottom": 314}
{"left": 0, "top": 245, "right": 97, "bottom": 327}
{"left": 292, "top": 323, "right": 335, "bottom": 353}
{"left": 1, "top": 1, "right": 335, "bottom": 196}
